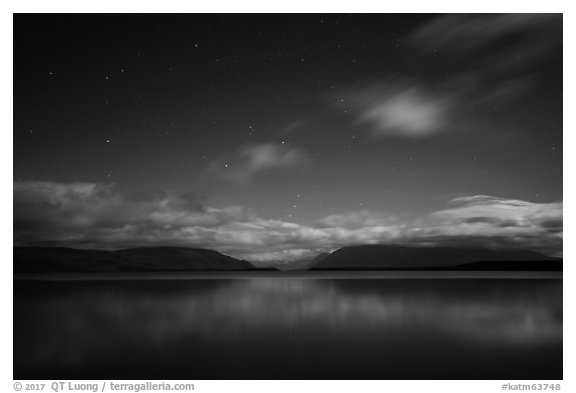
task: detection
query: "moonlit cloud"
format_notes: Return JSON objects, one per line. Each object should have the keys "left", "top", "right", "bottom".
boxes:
{"left": 337, "top": 14, "right": 561, "bottom": 139}
{"left": 406, "top": 196, "right": 563, "bottom": 257}
{"left": 13, "top": 181, "right": 563, "bottom": 263}
{"left": 14, "top": 180, "right": 255, "bottom": 248}
{"left": 209, "top": 142, "right": 309, "bottom": 183}
{"left": 344, "top": 81, "right": 455, "bottom": 138}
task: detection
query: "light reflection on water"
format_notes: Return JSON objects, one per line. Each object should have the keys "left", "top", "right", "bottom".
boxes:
{"left": 14, "top": 278, "right": 562, "bottom": 379}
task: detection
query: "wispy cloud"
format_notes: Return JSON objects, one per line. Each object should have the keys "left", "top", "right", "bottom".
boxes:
{"left": 208, "top": 142, "right": 309, "bottom": 183}
{"left": 408, "top": 14, "right": 561, "bottom": 66}
{"left": 335, "top": 14, "right": 561, "bottom": 139}
{"left": 317, "top": 210, "right": 398, "bottom": 229}
{"left": 13, "top": 181, "right": 562, "bottom": 262}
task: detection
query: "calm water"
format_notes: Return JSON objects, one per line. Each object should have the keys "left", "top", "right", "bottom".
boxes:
{"left": 14, "top": 277, "right": 562, "bottom": 379}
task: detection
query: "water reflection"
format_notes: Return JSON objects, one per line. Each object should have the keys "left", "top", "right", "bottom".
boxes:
{"left": 14, "top": 278, "right": 562, "bottom": 379}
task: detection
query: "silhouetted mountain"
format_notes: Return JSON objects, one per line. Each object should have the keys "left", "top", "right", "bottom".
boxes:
{"left": 457, "top": 260, "right": 562, "bottom": 271}
{"left": 14, "top": 247, "right": 256, "bottom": 273}
{"left": 309, "top": 245, "right": 561, "bottom": 271}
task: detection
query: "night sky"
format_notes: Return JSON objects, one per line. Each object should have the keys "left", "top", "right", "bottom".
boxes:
{"left": 13, "top": 14, "right": 563, "bottom": 263}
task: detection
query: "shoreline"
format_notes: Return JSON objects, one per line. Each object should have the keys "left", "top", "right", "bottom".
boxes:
{"left": 13, "top": 270, "right": 563, "bottom": 281}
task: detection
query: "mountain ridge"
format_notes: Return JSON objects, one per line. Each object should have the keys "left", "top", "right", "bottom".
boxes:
{"left": 309, "top": 245, "right": 561, "bottom": 271}
{"left": 13, "top": 244, "right": 562, "bottom": 274}
{"left": 13, "top": 246, "right": 259, "bottom": 273}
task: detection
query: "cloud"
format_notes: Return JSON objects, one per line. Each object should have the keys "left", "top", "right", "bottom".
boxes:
{"left": 343, "top": 81, "right": 456, "bottom": 138}
{"left": 408, "top": 14, "right": 561, "bottom": 66}
{"left": 410, "top": 14, "right": 561, "bottom": 102}
{"left": 211, "top": 216, "right": 401, "bottom": 262}
{"left": 317, "top": 210, "right": 398, "bottom": 229}
{"left": 405, "top": 196, "right": 563, "bottom": 257}
{"left": 13, "top": 181, "right": 562, "bottom": 262}
{"left": 335, "top": 14, "right": 561, "bottom": 139}
{"left": 209, "top": 142, "right": 309, "bottom": 183}
{"left": 429, "top": 195, "right": 563, "bottom": 231}
{"left": 13, "top": 181, "right": 255, "bottom": 249}
{"left": 12, "top": 181, "right": 402, "bottom": 261}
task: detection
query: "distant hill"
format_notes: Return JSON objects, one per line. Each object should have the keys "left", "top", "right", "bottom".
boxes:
{"left": 14, "top": 245, "right": 562, "bottom": 274}
{"left": 309, "top": 245, "right": 561, "bottom": 271}
{"left": 280, "top": 252, "right": 331, "bottom": 271}
{"left": 456, "top": 260, "right": 562, "bottom": 271}
{"left": 13, "top": 247, "right": 258, "bottom": 274}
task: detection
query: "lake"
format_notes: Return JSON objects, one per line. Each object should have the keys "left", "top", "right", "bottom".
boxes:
{"left": 13, "top": 275, "right": 562, "bottom": 379}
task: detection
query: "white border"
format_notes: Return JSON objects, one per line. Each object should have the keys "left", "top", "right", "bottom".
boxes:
{"left": 4, "top": 2, "right": 572, "bottom": 392}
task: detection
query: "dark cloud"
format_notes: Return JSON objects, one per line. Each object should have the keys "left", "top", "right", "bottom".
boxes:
{"left": 461, "top": 217, "right": 519, "bottom": 228}
{"left": 539, "top": 219, "right": 563, "bottom": 234}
